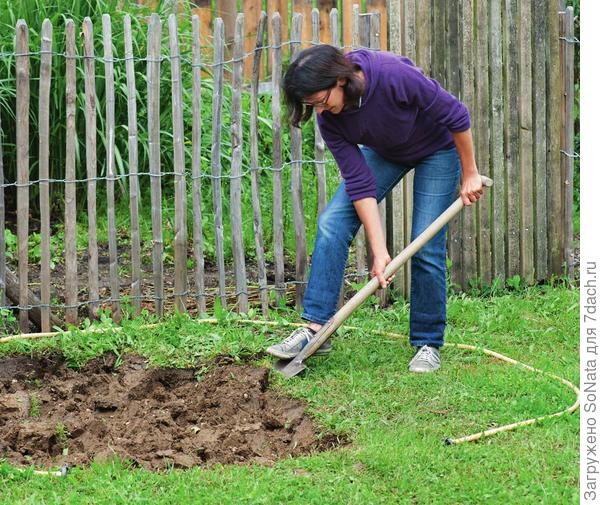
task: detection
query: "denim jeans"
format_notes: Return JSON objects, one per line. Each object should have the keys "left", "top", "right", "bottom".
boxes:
{"left": 301, "top": 145, "right": 462, "bottom": 348}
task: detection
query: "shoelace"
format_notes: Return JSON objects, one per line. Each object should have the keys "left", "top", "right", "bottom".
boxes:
{"left": 281, "top": 327, "right": 313, "bottom": 345}
{"left": 417, "top": 346, "right": 439, "bottom": 363}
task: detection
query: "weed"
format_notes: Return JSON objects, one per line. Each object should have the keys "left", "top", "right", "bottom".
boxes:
{"left": 29, "top": 393, "right": 40, "bottom": 418}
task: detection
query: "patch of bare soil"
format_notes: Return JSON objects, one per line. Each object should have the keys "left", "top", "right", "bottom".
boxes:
{"left": 0, "top": 353, "right": 345, "bottom": 471}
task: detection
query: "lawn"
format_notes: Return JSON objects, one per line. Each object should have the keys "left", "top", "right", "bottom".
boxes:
{"left": 0, "top": 283, "right": 579, "bottom": 504}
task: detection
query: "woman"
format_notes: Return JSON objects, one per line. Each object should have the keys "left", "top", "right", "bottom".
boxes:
{"left": 266, "top": 45, "right": 483, "bottom": 373}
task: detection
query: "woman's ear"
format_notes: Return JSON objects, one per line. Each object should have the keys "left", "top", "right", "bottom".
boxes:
{"left": 337, "top": 77, "right": 347, "bottom": 87}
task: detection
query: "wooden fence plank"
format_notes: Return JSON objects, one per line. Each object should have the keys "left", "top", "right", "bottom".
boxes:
{"left": 293, "top": 0, "right": 312, "bottom": 48}
{"left": 318, "top": 0, "right": 336, "bottom": 45}
{"left": 271, "top": 12, "right": 286, "bottom": 303}
{"left": 461, "top": 0, "right": 476, "bottom": 289}
{"left": 504, "top": 0, "right": 520, "bottom": 280}
{"left": 343, "top": 1, "right": 354, "bottom": 50}
{"left": 474, "top": 0, "right": 492, "bottom": 286}
{"left": 243, "top": 0, "right": 261, "bottom": 78}
{"left": 330, "top": 6, "right": 347, "bottom": 309}
{"left": 369, "top": 11, "right": 390, "bottom": 307}
{"left": 249, "top": 11, "right": 269, "bottom": 315}
{"left": 416, "top": 0, "right": 432, "bottom": 75}
{"left": 432, "top": 0, "right": 445, "bottom": 82}
{"left": 547, "top": 1, "right": 562, "bottom": 275}
{"left": 82, "top": 18, "right": 100, "bottom": 320}
{"left": 191, "top": 15, "right": 207, "bottom": 314}
{"left": 216, "top": 0, "right": 236, "bottom": 42}
{"left": 230, "top": 13, "right": 249, "bottom": 313}
{"left": 123, "top": 15, "right": 142, "bottom": 316}
{"left": 519, "top": 0, "right": 535, "bottom": 283}
{"left": 267, "top": 0, "right": 289, "bottom": 72}
{"left": 191, "top": 0, "right": 213, "bottom": 52}
{"left": 359, "top": 11, "right": 370, "bottom": 48}
{"left": 168, "top": 14, "right": 189, "bottom": 314}
{"left": 290, "top": 12, "right": 308, "bottom": 308}
{"left": 444, "top": 1, "right": 461, "bottom": 290}
{"left": 102, "top": 14, "right": 120, "bottom": 323}
{"left": 561, "top": 7, "right": 575, "bottom": 278}
{"left": 65, "top": 20, "right": 78, "bottom": 325}
{"left": 352, "top": 5, "right": 367, "bottom": 283}
{"left": 403, "top": 0, "right": 416, "bottom": 296}
{"left": 386, "top": 0, "right": 406, "bottom": 297}
{"left": 38, "top": 19, "right": 53, "bottom": 330}
{"left": 211, "top": 18, "right": 227, "bottom": 309}
{"left": 16, "top": 20, "right": 30, "bottom": 332}
{"left": 147, "top": 13, "right": 164, "bottom": 316}
{"left": 489, "top": 0, "right": 506, "bottom": 283}
{"left": 367, "top": 0, "right": 387, "bottom": 50}
{"left": 532, "top": 0, "right": 548, "bottom": 281}
{"left": 330, "top": 6, "right": 340, "bottom": 48}
{"left": 312, "top": 8, "right": 327, "bottom": 218}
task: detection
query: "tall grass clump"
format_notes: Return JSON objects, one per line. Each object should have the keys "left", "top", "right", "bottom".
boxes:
{"left": 0, "top": 0, "right": 341, "bottom": 263}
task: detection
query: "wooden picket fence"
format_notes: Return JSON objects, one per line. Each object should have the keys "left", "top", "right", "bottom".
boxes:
{"left": 0, "top": 2, "right": 575, "bottom": 334}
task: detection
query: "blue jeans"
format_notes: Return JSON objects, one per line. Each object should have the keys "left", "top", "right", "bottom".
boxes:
{"left": 301, "top": 146, "right": 461, "bottom": 348}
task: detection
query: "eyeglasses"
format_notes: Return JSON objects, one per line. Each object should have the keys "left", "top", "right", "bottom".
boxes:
{"left": 302, "top": 86, "right": 333, "bottom": 108}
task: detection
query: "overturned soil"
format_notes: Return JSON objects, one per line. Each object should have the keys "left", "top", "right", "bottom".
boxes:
{"left": 0, "top": 353, "right": 344, "bottom": 471}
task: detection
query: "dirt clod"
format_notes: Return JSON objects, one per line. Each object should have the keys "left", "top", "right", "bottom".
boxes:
{"left": 0, "top": 353, "right": 344, "bottom": 471}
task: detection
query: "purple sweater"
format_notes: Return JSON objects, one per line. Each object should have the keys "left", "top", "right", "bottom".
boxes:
{"left": 317, "top": 50, "right": 470, "bottom": 201}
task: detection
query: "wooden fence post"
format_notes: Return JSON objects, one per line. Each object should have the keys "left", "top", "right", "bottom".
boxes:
{"left": 532, "top": 0, "right": 548, "bottom": 281}
{"left": 82, "top": 18, "right": 100, "bottom": 320}
{"left": 123, "top": 15, "right": 142, "bottom": 316}
{"left": 249, "top": 11, "right": 269, "bottom": 315}
{"left": 461, "top": 0, "right": 476, "bottom": 289}
{"left": 211, "top": 18, "right": 227, "bottom": 310}
{"left": 312, "top": 8, "right": 327, "bottom": 218}
{"left": 147, "top": 14, "right": 164, "bottom": 316}
{"left": 230, "top": 13, "right": 249, "bottom": 313}
{"left": 16, "top": 20, "right": 30, "bottom": 332}
{"left": 489, "top": 0, "right": 506, "bottom": 284}
{"left": 474, "top": 0, "right": 493, "bottom": 287}
{"left": 504, "top": 0, "right": 521, "bottom": 281}
{"left": 290, "top": 12, "right": 308, "bottom": 309}
{"left": 271, "top": 12, "right": 286, "bottom": 304}
{"left": 547, "top": 0, "right": 562, "bottom": 275}
{"left": 519, "top": 0, "right": 535, "bottom": 284}
{"left": 102, "top": 15, "right": 121, "bottom": 323}
{"left": 560, "top": 6, "right": 575, "bottom": 278}
{"left": 65, "top": 19, "right": 78, "bottom": 325}
{"left": 169, "top": 13, "right": 189, "bottom": 314}
{"left": 39, "top": 19, "right": 53, "bottom": 330}
{"left": 191, "top": 15, "right": 207, "bottom": 314}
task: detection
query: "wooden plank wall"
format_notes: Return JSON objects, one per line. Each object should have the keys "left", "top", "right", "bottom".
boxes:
{"left": 0, "top": 2, "right": 575, "bottom": 330}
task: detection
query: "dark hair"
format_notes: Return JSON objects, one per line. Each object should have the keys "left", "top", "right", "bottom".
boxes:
{"left": 283, "top": 45, "right": 365, "bottom": 127}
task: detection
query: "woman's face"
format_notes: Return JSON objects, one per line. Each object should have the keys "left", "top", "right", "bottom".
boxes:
{"left": 302, "top": 78, "right": 346, "bottom": 115}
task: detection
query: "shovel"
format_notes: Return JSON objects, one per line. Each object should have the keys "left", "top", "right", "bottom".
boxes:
{"left": 273, "top": 175, "right": 493, "bottom": 379}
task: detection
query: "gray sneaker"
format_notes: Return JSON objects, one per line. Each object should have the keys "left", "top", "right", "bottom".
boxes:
{"left": 266, "top": 327, "right": 332, "bottom": 359}
{"left": 408, "top": 345, "right": 441, "bottom": 373}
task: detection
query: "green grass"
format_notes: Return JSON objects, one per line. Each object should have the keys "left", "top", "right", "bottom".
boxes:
{"left": 0, "top": 284, "right": 579, "bottom": 504}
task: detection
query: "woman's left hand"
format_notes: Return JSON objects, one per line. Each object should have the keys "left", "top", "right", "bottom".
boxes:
{"left": 460, "top": 171, "right": 484, "bottom": 206}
